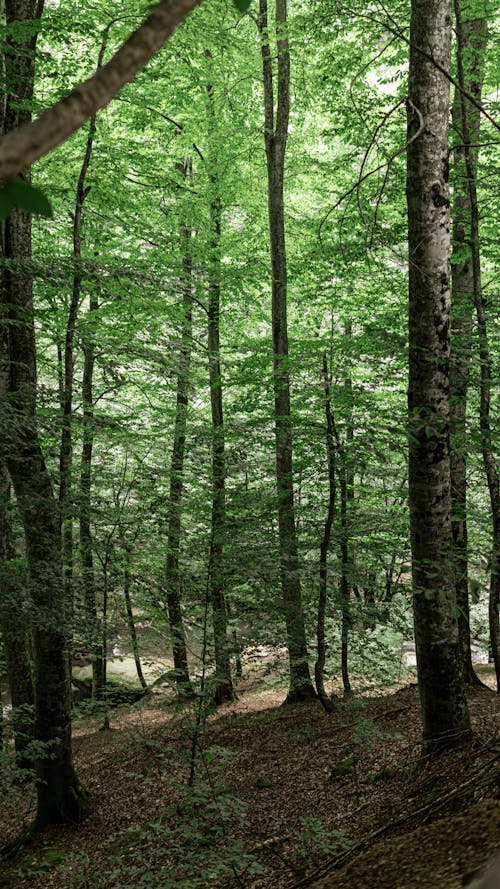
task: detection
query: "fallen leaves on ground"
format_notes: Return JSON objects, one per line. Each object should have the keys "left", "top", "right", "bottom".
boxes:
{"left": 0, "top": 666, "right": 498, "bottom": 889}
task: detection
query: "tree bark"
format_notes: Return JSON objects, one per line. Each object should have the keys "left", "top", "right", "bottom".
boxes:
{"left": 122, "top": 543, "right": 148, "bottom": 691}
{"left": 407, "top": 0, "right": 471, "bottom": 754}
{"left": 164, "top": 157, "right": 195, "bottom": 699}
{"left": 339, "top": 327, "right": 354, "bottom": 697}
{"left": 0, "top": 0, "right": 88, "bottom": 830}
{"left": 315, "top": 354, "right": 336, "bottom": 713}
{"left": 206, "top": 71, "right": 233, "bottom": 705}
{"left": 79, "top": 292, "right": 104, "bottom": 700}
{"left": 449, "top": 0, "right": 488, "bottom": 686}
{"left": 454, "top": 0, "right": 499, "bottom": 693}
{"left": 0, "top": 464, "right": 34, "bottom": 767}
{"left": 59, "top": 31, "right": 107, "bottom": 620}
{"left": 258, "top": 0, "right": 315, "bottom": 703}
{"left": 0, "top": 0, "right": 204, "bottom": 179}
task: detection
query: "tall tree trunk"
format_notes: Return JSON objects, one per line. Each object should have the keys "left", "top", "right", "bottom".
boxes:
{"left": 0, "top": 3, "right": 34, "bottom": 770}
{"left": 449, "top": 0, "right": 488, "bottom": 686}
{"left": 339, "top": 326, "right": 354, "bottom": 697}
{"left": 164, "top": 157, "right": 194, "bottom": 699}
{"left": 79, "top": 292, "right": 104, "bottom": 700}
{"left": 258, "top": 0, "right": 315, "bottom": 703}
{"left": 338, "top": 440, "right": 351, "bottom": 697}
{"left": 407, "top": 0, "right": 471, "bottom": 754}
{"left": 0, "top": 464, "right": 34, "bottom": 767}
{"left": 206, "top": 71, "right": 233, "bottom": 705}
{"left": 58, "top": 74, "right": 100, "bottom": 618}
{"left": 122, "top": 542, "right": 148, "bottom": 691}
{"left": 454, "top": 0, "right": 499, "bottom": 693}
{"left": 315, "top": 354, "right": 336, "bottom": 713}
{"left": 0, "top": 0, "right": 89, "bottom": 833}
{"left": 75, "top": 34, "right": 108, "bottom": 702}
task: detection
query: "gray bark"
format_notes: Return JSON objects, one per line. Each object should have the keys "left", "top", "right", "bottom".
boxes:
{"left": 449, "top": 0, "right": 488, "bottom": 686}
{"left": 0, "top": 0, "right": 204, "bottom": 179}
{"left": 315, "top": 354, "right": 336, "bottom": 713}
{"left": 75, "top": 37, "right": 109, "bottom": 703}
{"left": 407, "top": 0, "right": 471, "bottom": 753}
{"left": 0, "top": 464, "right": 34, "bottom": 767}
{"left": 0, "top": 0, "right": 88, "bottom": 830}
{"left": 454, "top": 0, "right": 499, "bottom": 693}
{"left": 206, "top": 73, "right": 233, "bottom": 704}
{"left": 79, "top": 292, "right": 104, "bottom": 700}
{"left": 258, "top": 0, "right": 315, "bottom": 702}
{"left": 122, "top": 543, "right": 147, "bottom": 691}
{"left": 164, "top": 158, "right": 194, "bottom": 699}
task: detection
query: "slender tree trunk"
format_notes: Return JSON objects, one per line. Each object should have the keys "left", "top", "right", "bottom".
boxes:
{"left": 339, "top": 327, "right": 354, "bottom": 696}
{"left": 258, "top": 0, "right": 315, "bottom": 703}
{"left": 74, "top": 36, "right": 109, "bottom": 703}
{"left": 101, "top": 556, "right": 109, "bottom": 690}
{"left": 339, "top": 445, "right": 351, "bottom": 697}
{"left": 206, "top": 73, "right": 233, "bottom": 705}
{"left": 0, "top": 465, "right": 34, "bottom": 767}
{"left": 58, "top": 72, "right": 101, "bottom": 616}
{"left": 122, "top": 543, "right": 148, "bottom": 690}
{"left": 407, "top": 0, "right": 471, "bottom": 754}
{"left": 449, "top": 0, "right": 488, "bottom": 686}
{"left": 79, "top": 293, "right": 104, "bottom": 700}
{"left": 315, "top": 354, "right": 336, "bottom": 713}
{"left": 0, "top": 0, "right": 89, "bottom": 834}
{"left": 454, "top": 0, "right": 499, "bottom": 693}
{"left": 164, "top": 157, "right": 194, "bottom": 699}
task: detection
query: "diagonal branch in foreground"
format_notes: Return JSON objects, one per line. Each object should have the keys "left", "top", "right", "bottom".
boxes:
{"left": 0, "top": 0, "right": 204, "bottom": 180}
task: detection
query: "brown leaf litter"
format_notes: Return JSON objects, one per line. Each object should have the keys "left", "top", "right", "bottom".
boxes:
{"left": 0, "top": 669, "right": 498, "bottom": 889}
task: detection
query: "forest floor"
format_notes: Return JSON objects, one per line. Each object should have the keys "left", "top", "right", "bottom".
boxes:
{"left": 0, "top": 663, "right": 498, "bottom": 889}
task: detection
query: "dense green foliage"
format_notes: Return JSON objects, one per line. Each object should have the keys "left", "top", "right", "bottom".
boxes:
{"left": 1, "top": 0, "right": 498, "bottom": 693}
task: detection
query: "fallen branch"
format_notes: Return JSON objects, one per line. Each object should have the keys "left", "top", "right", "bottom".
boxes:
{"left": 289, "top": 751, "right": 500, "bottom": 887}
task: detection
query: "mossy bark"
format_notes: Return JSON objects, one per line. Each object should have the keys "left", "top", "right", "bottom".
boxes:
{"left": 0, "top": 0, "right": 89, "bottom": 829}
{"left": 407, "top": 0, "right": 471, "bottom": 754}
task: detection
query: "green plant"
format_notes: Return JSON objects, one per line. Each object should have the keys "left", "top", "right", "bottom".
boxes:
{"left": 288, "top": 816, "right": 350, "bottom": 880}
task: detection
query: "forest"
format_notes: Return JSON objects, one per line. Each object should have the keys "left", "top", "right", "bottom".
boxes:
{"left": 0, "top": 0, "right": 499, "bottom": 886}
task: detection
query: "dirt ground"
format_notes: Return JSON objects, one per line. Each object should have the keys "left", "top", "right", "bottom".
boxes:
{"left": 0, "top": 666, "right": 498, "bottom": 889}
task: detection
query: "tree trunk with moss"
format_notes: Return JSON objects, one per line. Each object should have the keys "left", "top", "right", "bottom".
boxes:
{"left": 454, "top": 0, "right": 499, "bottom": 693}
{"left": 406, "top": 0, "right": 471, "bottom": 754}
{"left": 0, "top": 464, "right": 34, "bottom": 767}
{"left": 449, "top": 0, "right": 488, "bottom": 686}
{"left": 0, "top": 0, "right": 89, "bottom": 831}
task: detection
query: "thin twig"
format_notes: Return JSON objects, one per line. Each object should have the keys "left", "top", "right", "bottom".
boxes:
{"left": 318, "top": 98, "right": 424, "bottom": 248}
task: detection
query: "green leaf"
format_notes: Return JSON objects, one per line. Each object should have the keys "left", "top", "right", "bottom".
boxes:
{"left": 0, "top": 190, "right": 15, "bottom": 220}
{"left": 233, "top": 0, "right": 252, "bottom": 12}
{"left": 0, "top": 178, "right": 53, "bottom": 219}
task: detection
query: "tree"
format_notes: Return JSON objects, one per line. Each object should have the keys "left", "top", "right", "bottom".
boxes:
{"left": 0, "top": 465, "right": 34, "bottom": 768}
{"left": 454, "top": 0, "right": 499, "bottom": 692}
{"left": 164, "top": 157, "right": 195, "bottom": 699}
{"left": 0, "top": 0, "right": 89, "bottom": 834}
{"left": 258, "top": 0, "right": 316, "bottom": 703}
{"left": 449, "top": 0, "right": 488, "bottom": 686}
{"left": 314, "top": 354, "right": 336, "bottom": 713}
{"left": 406, "top": 0, "right": 472, "bottom": 753}
{"left": 206, "top": 66, "right": 234, "bottom": 704}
